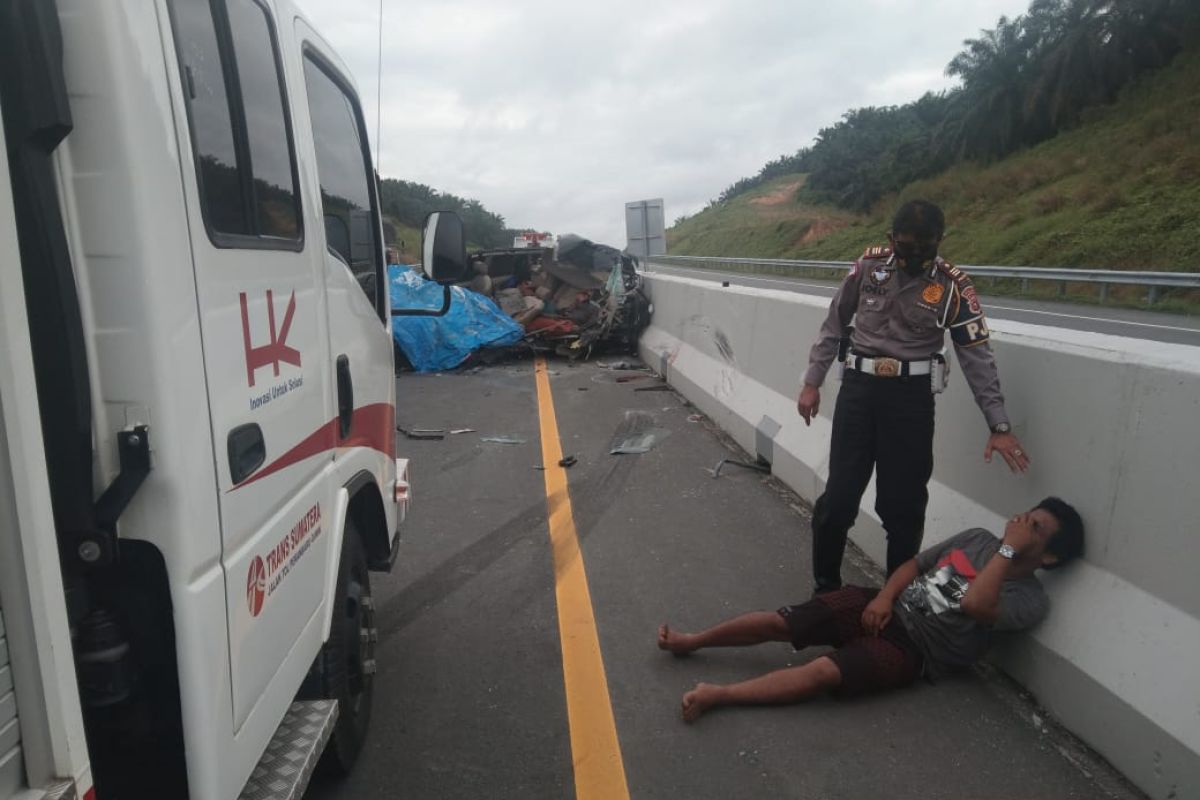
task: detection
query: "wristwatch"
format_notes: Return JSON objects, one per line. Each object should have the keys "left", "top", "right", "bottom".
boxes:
{"left": 997, "top": 543, "right": 1016, "bottom": 560}
{"left": 991, "top": 422, "right": 1011, "bottom": 434}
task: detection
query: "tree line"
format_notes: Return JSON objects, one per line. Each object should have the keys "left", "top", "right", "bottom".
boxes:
{"left": 718, "top": 0, "right": 1200, "bottom": 213}
{"left": 377, "top": 178, "right": 514, "bottom": 248}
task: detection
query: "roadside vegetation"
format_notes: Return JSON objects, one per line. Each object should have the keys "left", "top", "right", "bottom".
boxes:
{"left": 378, "top": 178, "right": 521, "bottom": 253}
{"left": 669, "top": 1, "right": 1200, "bottom": 310}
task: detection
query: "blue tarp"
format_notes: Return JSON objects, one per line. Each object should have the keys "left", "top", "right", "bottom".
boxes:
{"left": 388, "top": 265, "right": 524, "bottom": 372}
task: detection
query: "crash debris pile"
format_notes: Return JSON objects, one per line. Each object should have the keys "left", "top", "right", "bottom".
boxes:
{"left": 391, "top": 234, "right": 652, "bottom": 372}
{"left": 468, "top": 233, "right": 652, "bottom": 354}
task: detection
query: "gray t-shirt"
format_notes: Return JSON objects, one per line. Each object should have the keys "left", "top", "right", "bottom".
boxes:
{"left": 894, "top": 528, "right": 1049, "bottom": 676}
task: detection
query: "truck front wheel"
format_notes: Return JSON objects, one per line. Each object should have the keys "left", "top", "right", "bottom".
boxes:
{"left": 301, "top": 518, "right": 376, "bottom": 775}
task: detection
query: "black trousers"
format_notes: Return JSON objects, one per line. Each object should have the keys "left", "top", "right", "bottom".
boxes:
{"left": 811, "top": 369, "right": 935, "bottom": 591}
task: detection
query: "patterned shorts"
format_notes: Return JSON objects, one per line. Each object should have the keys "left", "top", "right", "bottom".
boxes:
{"left": 778, "top": 586, "right": 923, "bottom": 697}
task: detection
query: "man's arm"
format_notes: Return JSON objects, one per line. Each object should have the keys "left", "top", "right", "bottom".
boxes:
{"left": 861, "top": 559, "right": 920, "bottom": 635}
{"left": 957, "top": 550, "right": 1013, "bottom": 625}
{"left": 797, "top": 264, "right": 860, "bottom": 424}
{"left": 945, "top": 275, "right": 1029, "bottom": 473}
{"left": 960, "top": 520, "right": 1039, "bottom": 625}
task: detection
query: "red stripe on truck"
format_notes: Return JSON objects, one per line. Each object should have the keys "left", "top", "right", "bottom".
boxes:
{"left": 230, "top": 403, "right": 395, "bottom": 491}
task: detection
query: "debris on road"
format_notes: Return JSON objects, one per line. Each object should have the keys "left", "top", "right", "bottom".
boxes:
{"left": 481, "top": 435, "right": 527, "bottom": 445}
{"left": 450, "top": 428, "right": 475, "bottom": 435}
{"left": 398, "top": 426, "right": 446, "bottom": 440}
{"left": 558, "top": 455, "right": 578, "bottom": 468}
{"left": 610, "top": 411, "right": 670, "bottom": 455}
{"left": 706, "top": 456, "right": 771, "bottom": 479}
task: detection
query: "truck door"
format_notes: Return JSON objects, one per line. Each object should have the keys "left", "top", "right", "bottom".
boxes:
{"left": 296, "top": 32, "right": 396, "bottom": 493}
{"left": 166, "top": 0, "right": 334, "bottom": 728}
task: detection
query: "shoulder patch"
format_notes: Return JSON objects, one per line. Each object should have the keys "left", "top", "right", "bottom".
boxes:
{"left": 936, "top": 259, "right": 970, "bottom": 283}
{"left": 939, "top": 260, "right": 987, "bottom": 326}
{"left": 861, "top": 244, "right": 892, "bottom": 260}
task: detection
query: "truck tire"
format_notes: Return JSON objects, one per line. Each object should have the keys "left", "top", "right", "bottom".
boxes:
{"left": 300, "top": 519, "right": 376, "bottom": 776}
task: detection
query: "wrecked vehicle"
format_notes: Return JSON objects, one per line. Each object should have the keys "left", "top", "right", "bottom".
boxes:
{"left": 390, "top": 234, "right": 653, "bottom": 372}
{"left": 466, "top": 234, "right": 652, "bottom": 358}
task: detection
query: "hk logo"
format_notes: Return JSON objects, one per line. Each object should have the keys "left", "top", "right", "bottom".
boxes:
{"left": 247, "top": 556, "right": 266, "bottom": 617}
{"left": 240, "top": 290, "right": 301, "bottom": 387}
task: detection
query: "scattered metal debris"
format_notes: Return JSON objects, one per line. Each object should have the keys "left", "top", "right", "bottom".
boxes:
{"left": 398, "top": 426, "right": 446, "bottom": 440}
{"left": 597, "top": 361, "right": 645, "bottom": 371}
{"left": 450, "top": 428, "right": 475, "bottom": 435}
{"left": 706, "top": 457, "right": 771, "bottom": 479}
{"left": 481, "top": 435, "right": 527, "bottom": 445}
{"left": 558, "top": 455, "right": 578, "bottom": 468}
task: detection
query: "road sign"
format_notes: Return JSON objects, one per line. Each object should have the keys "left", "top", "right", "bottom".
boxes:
{"left": 625, "top": 198, "right": 665, "bottom": 264}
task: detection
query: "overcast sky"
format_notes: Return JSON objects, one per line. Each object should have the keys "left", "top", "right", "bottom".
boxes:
{"left": 297, "top": 0, "right": 1031, "bottom": 247}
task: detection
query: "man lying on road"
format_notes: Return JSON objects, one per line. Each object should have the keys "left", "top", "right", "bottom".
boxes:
{"left": 658, "top": 498, "right": 1084, "bottom": 722}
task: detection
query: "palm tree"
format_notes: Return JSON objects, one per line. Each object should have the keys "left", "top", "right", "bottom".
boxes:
{"left": 1022, "top": 0, "right": 1113, "bottom": 132}
{"left": 1105, "top": 0, "right": 1192, "bottom": 76}
{"left": 943, "top": 15, "right": 1034, "bottom": 160}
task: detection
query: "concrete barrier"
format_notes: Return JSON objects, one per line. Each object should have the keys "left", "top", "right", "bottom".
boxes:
{"left": 639, "top": 272, "right": 1200, "bottom": 800}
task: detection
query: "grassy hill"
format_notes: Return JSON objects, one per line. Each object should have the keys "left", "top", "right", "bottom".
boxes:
{"left": 669, "top": 47, "right": 1200, "bottom": 275}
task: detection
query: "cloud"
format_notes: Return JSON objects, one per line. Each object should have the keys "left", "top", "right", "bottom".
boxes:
{"left": 294, "top": 0, "right": 1031, "bottom": 246}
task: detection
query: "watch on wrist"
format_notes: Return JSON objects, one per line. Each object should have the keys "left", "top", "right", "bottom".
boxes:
{"left": 997, "top": 543, "right": 1016, "bottom": 560}
{"left": 991, "top": 422, "right": 1011, "bottom": 434}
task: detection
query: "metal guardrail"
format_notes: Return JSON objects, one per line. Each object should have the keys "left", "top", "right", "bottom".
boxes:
{"left": 646, "top": 255, "right": 1200, "bottom": 304}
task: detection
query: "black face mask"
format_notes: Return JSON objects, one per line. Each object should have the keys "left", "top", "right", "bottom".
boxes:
{"left": 892, "top": 240, "right": 938, "bottom": 272}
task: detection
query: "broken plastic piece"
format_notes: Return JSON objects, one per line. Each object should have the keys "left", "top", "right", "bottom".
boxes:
{"left": 481, "top": 435, "right": 527, "bottom": 445}
{"left": 558, "top": 455, "right": 577, "bottom": 468}
{"left": 450, "top": 428, "right": 475, "bottom": 435}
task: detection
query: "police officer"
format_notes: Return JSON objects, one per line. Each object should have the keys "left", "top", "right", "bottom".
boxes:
{"left": 797, "top": 200, "right": 1028, "bottom": 592}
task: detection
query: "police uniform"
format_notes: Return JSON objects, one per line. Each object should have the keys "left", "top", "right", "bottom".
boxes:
{"left": 802, "top": 245, "right": 1010, "bottom": 590}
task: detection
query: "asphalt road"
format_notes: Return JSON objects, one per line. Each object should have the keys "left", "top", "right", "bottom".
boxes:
{"left": 648, "top": 263, "right": 1200, "bottom": 347}
{"left": 304, "top": 360, "right": 1139, "bottom": 800}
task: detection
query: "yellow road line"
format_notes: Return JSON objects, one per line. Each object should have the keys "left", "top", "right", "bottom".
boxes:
{"left": 533, "top": 357, "right": 630, "bottom": 800}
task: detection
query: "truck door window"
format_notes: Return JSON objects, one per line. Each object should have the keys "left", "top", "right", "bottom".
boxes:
{"left": 302, "top": 54, "right": 384, "bottom": 320}
{"left": 169, "top": 0, "right": 302, "bottom": 247}
{"left": 227, "top": 0, "right": 300, "bottom": 240}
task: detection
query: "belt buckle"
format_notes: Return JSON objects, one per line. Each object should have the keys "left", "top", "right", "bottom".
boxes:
{"left": 875, "top": 357, "right": 901, "bottom": 377}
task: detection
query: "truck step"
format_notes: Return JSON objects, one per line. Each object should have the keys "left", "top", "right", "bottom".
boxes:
{"left": 238, "top": 700, "right": 337, "bottom": 800}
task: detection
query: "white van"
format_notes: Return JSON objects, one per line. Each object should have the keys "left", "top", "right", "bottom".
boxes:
{"left": 0, "top": 1, "right": 464, "bottom": 798}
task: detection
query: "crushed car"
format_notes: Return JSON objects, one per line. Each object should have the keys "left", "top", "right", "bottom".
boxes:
{"left": 389, "top": 234, "right": 652, "bottom": 371}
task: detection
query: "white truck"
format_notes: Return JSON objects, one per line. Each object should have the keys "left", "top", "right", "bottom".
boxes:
{"left": 0, "top": 1, "right": 465, "bottom": 798}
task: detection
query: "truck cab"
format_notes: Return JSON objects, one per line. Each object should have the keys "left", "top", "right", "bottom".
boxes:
{"left": 0, "top": 1, "right": 464, "bottom": 798}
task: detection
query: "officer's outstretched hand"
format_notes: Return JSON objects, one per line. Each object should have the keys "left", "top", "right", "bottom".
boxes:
{"left": 985, "top": 432, "right": 1030, "bottom": 473}
{"left": 797, "top": 384, "right": 820, "bottom": 426}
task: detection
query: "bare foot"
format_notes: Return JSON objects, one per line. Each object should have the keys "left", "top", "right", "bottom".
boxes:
{"left": 681, "top": 683, "right": 723, "bottom": 723}
{"left": 658, "top": 624, "right": 696, "bottom": 656}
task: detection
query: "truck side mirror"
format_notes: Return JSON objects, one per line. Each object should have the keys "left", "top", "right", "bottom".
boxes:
{"left": 392, "top": 211, "right": 469, "bottom": 318}
{"left": 422, "top": 211, "right": 468, "bottom": 285}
